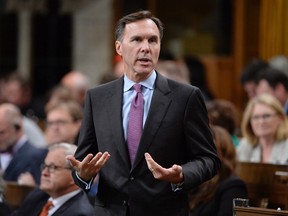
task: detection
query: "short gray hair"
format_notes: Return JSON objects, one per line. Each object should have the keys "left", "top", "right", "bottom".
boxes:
{"left": 48, "top": 143, "right": 77, "bottom": 167}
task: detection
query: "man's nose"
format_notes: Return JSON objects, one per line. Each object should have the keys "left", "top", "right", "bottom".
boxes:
{"left": 141, "top": 40, "right": 150, "bottom": 52}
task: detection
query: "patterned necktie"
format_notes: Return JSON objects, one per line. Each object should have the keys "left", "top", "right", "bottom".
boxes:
{"left": 39, "top": 200, "right": 53, "bottom": 216}
{"left": 127, "top": 84, "right": 144, "bottom": 164}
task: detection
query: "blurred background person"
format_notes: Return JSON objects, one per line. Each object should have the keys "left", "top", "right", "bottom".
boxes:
{"left": 113, "top": 54, "right": 124, "bottom": 78}
{"left": 0, "top": 72, "right": 46, "bottom": 147}
{"left": 0, "top": 103, "right": 47, "bottom": 185}
{"left": 189, "top": 125, "right": 248, "bottom": 216}
{"left": 255, "top": 67, "right": 288, "bottom": 115}
{"left": 44, "top": 84, "right": 77, "bottom": 112}
{"left": 182, "top": 55, "right": 214, "bottom": 101}
{"left": 157, "top": 59, "right": 189, "bottom": 84}
{"left": 60, "top": 71, "right": 91, "bottom": 107}
{"left": 11, "top": 143, "right": 94, "bottom": 216}
{"left": 0, "top": 71, "right": 41, "bottom": 119}
{"left": 206, "top": 99, "right": 241, "bottom": 147}
{"left": 44, "top": 101, "right": 82, "bottom": 146}
{"left": 240, "top": 58, "right": 269, "bottom": 99}
{"left": 237, "top": 93, "right": 288, "bottom": 163}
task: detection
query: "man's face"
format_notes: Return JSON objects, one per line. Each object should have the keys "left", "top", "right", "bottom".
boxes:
{"left": 45, "top": 108, "right": 80, "bottom": 145}
{"left": 115, "top": 19, "right": 161, "bottom": 82}
{"left": 256, "top": 80, "right": 275, "bottom": 96}
{"left": 0, "top": 120, "right": 17, "bottom": 151}
{"left": 40, "top": 148, "right": 74, "bottom": 197}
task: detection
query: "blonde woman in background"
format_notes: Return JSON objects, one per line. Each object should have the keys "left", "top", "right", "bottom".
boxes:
{"left": 237, "top": 93, "right": 288, "bottom": 163}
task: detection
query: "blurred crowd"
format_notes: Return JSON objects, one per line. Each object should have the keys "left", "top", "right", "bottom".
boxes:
{"left": 1, "top": 52, "right": 288, "bottom": 215}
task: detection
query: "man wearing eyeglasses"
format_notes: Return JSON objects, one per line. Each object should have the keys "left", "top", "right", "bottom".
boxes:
{"left": 44, "top": 101, "right": 83, "bottom": 146}
{"left": 11, "top": 143, "right": 94, "bottom": 216}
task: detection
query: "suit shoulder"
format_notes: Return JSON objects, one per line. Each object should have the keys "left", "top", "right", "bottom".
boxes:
{"left": 64, "top": 191, "right": 94, "bottom": 214}
{"left": 89, "top": 78, "right": 122, "bottom": 93}
{"left": 165, "top": 79, "right": 202, "bottom": 99}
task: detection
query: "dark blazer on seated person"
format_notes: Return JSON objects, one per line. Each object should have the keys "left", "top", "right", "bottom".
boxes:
{"left": 11, "top": 187, "right": 94, "bottom": 216}
{"left": 3, "top": 140, "right": 47, "bottom": 184}
{"left": 189, "top": 175, "right": 248, "bottom": 216}
{"left": 0, "top": 201, "right": 12, "bottom": 216}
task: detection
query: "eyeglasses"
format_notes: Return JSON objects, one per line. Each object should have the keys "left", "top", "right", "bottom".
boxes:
{"left": 40, "top": 163, "right": 71, "bottom": 173}
{"left": 250, "top": 113, "right": 277, "bottom": 122}
{"left": 46, "top": 120, "right": 74, "bottom": 128}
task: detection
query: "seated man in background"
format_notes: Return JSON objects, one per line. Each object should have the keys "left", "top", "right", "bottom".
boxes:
{"left": 0, "top": 72, "right": 46, "bottom": 147}
{"left": 60, "top": 71, "right": 91, "bottom": 107}
{"left": 0, "top": 103, "right": 47, "bottom": 185}
{"left": 44, "top": 101, "right": 83, "bottom": 146}
{"left": 18, "top": 100, "right": 83, "bottom": 187}
{"left": 11, "top": 143, "right": 94, "bottom": 216}
{"left": 240, "top": 58, "right": 269, "bottom": 99}
{"left": 255, "top": 67, "right": 288, "bottom": 115}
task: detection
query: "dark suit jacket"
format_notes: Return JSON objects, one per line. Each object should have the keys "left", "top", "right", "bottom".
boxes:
{"left": 11, "top": 188, "right": 95, "bottom": 216}
{"left": 0, "top": 201, "right": 12, "bottom": 216}
{"left": 3, "top": 140, "right": 47, "bottom": 184}
{"left": 73, "top": 72, "right": 221, "bottom": 216}
{"left": 189, "top": 175, "right": 248, "bottom": 216}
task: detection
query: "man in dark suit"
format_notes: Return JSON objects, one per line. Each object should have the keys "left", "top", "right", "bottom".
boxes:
{"left": 67, "top": 10, "right": 221, "bottom": 216}
{"left": 0, "top": 103, "right": 47, "bottom": 184}
{"left": 11, "top": 143, "right": 94, "bottom": 216}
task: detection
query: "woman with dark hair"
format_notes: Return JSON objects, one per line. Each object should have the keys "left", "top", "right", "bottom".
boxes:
{"left": 189, "top": 125, "right": 247, "bottom": 216}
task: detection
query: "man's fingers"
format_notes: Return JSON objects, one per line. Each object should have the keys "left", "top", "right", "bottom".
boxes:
{"left": 66, "top": 155, "right": 78, "bottom": 167}
{"left": 145, "top": 152, "right": 161, "bottom": 173}
{"left": 88, "top": 152, "right": 110, "bottom": 166}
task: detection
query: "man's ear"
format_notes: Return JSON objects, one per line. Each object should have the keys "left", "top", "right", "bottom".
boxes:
{"left": 115, "top": 41, "right": 122, "bottom": 56}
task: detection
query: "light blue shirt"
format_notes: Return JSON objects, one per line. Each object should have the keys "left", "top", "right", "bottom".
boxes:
{"left": 122, "top": 71, "right": 156, "bottom": 140}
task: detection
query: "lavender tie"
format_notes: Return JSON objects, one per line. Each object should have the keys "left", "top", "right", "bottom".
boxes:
{"left": 127, "top": 84, "right": 144, "bottom": 164}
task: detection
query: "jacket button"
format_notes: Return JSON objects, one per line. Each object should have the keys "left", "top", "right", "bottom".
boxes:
{"left": 129, "top": 176, "right": 134, "bottom": 181}
{"left": 123, "top": 200, "right": 128, "bottom": 206}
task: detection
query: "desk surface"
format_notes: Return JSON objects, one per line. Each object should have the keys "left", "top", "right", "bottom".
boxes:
{"left": 235, "top": 162, "right": 288, "bottom": 209}
{"left": 234, "top": 206, "right": 288, "bottom": 216}
{"left": 4, "top": 181, "right": 34, "bottom": 209}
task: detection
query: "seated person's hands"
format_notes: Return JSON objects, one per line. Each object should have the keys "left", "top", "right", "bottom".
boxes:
{"left": 18, "top": 172, "right": 36, "bottom": 187}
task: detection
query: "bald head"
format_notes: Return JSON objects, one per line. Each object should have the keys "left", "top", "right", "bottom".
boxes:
{"left": 0, "top": 103, "right": 23, "bottom": 151}
{"left": 61, "top": 71, "right": 90, "bottom": 105}
{"left": 0, "top": 103, "right": 22, "bottom": 127}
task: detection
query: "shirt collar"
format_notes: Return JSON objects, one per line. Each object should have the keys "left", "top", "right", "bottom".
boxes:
{"left": 49, "top": 189, "right": 81, "bottom": 208}
{"left": 123, "top": 70, "right": 156, "bottom": 92}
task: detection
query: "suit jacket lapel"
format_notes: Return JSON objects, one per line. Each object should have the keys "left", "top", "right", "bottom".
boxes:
{"left": 52, "top": 192, "right": 82, "bottom": 215}
{"left": 106, "top": 78, "right": 131, "bottom": 168}
{"left": 132, "top": 73, "right": 172, "bottom": 169}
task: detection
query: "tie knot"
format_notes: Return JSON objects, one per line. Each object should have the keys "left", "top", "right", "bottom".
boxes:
{"left": 133, "top": 84, "right": 142, "bottom": 93}
{"left": 45, "top": 201, "right": 54, "bottom": 209}
{"left": 39, "top": 200, "right": 54, "bottom": 216}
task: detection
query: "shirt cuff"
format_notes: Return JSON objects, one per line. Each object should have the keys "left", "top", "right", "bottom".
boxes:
{"left": 171, "top": 181, "right": 184, "bottom": 192}
{"left": 75, "top": 171, "right": 94, "bottom": 190}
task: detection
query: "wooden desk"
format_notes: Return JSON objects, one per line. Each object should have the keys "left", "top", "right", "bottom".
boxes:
{"left": 4, "top": 181, "right": 34, "bottom": 209}
{"left": 235, "top": 162, "right": 288, "bottom": 209}
{"left": 234, "top": 206, "right": 288, "bottom": 216}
